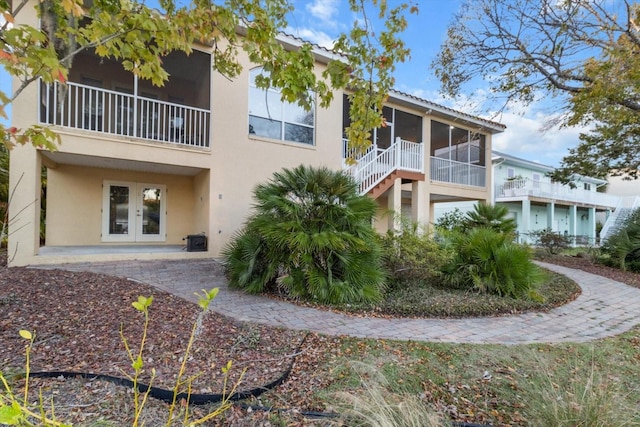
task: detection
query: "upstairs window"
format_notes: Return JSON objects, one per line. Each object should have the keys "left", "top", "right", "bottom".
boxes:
{"left": 342, "top": 94, "right": 422, "bottom": 147}
{"left": 248, "top": 67, "right": 315, "bottom": 145}
{"left": 431, "top": 120, "right": 486, "bottom": 166}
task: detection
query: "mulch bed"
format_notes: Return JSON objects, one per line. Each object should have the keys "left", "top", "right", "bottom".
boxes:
{"left": 0, "top": 257, "right": 335, "bottom": 425}
{"left": 539, "top": 253, "right": 640, "bottom": 288}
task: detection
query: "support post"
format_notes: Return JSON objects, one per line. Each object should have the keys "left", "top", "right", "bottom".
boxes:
{"left": 388, "top": 178, "right": 402, "bottom": 232}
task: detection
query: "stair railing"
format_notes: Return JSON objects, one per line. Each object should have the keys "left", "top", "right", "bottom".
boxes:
{"left": 600, "top": 196, "right": 640, "bottom": 242}
{"left": 348, "top": 137, "right": 423, "bottom": 194}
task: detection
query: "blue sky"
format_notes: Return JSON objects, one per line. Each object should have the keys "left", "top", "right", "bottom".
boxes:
{"left": 1, "top": 0, "right": 583, "bottom": 167}
{"left": 286, "top": 0, "right": 586, "bottom": 168}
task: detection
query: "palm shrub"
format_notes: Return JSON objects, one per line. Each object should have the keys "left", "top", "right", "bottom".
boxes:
{"left": 441, "top": 227, "right": 543, "bottom": 299}
{"left": 379, "top": 221, "right": 452, "bottom": 289}
{"left": 462, "top": 202, "right": 517, "bottom": 235}
{"left": 223, "top": 165, "right": 385, "bottom": 304}
{"left": 601, "top": 208, "right": 640, "bottom": 272}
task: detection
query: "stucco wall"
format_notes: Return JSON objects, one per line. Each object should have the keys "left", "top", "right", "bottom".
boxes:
{"left": 206, "top": 53, "right": 345, "bottom": 255}
{"left": 46, "top": 165, "right": 197, "bottom": 245}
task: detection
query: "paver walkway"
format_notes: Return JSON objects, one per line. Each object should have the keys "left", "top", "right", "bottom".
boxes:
{"left": 42, "top": 259, "right": 640, "bottom": 345}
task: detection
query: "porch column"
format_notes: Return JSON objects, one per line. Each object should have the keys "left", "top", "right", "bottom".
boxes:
{"left": 429, "top": 200, "right": 436, "bottom": 228}
{"left": 569, "top": 205, "right": 577, "bottom": 246}
{"left": 521, "top": 199, "right": 531, "bottom": 244}
{"left": 588, "top": 207, "right": 596, "bottom": 245}
{"left": 8, "top": 145, "right": 42, "bottom": 266}
{"left": 602, "top": 208, "right": 612, "bottom": 244}
{"left": 423, "top": 116, "right": 431, "bottom": 183}
{"left": 411, "top": 180, "right": 426, "bottom": 232}
{"left": 547, "top": 202, "right": 555, "bottom": 231}
{"left": 387, "top": 177, "right": 402, "bottom": 232}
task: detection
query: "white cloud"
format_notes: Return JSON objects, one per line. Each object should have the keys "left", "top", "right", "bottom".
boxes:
{"left": 492, "top": 111, "right": 590, "bottom": 167}
{"left": 306, "top": 0, "right": 339, "bottom": 23}
{"left": 286, "top": 26, "right": 335, "bottom": 49}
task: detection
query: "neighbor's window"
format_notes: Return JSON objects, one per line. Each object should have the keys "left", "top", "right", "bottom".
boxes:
{"left": 248, "top": 67, "right": 315, "bottom": 145}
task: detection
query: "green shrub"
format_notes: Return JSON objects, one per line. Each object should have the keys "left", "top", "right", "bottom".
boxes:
{"left": 379, "top": 222, "right": 452, "bottom": 289}
{"left": 374, "top": 270, "right": 576, "bottom": 318}
{"left": 461, "top": 202, "right": 517, "bottom": 235}
{"left": 601, "top": 208, "right": 640, "bottom": 272}
{"left": 223, "top": 165, "right": 385, "bottom": 305}
{"left": 529, "top": 228, "right": 571, "bottom": 254}
{"left": 433, "top": 208, "right": 466, "bottom": 232}
{"left": 441, "top": 228, "right": 543, "bottom": 299}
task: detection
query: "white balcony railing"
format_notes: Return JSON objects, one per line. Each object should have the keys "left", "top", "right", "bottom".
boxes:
{"left": 344, "top": 138, "right": 424, "bottom": 194}
{"left": 430, "top": 157, "right": 486, "bottom": 187}
{"left": 39, "top": 81, "right": 210, "bottom": 148}
{"left": 495, "top": 179, "right": 619, "bottom": 208}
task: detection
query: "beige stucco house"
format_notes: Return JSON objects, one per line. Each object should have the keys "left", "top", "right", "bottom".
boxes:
{"left": 8, "top": 9, "right": 505, "bottom": 266}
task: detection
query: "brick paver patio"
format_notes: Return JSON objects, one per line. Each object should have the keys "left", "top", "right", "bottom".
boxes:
{"left": 43, "top": 259, "right": 640, "bottom": 344}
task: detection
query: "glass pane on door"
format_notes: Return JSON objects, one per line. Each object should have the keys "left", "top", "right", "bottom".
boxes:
{"left": 109, "top": 185, "right": 130, "bottom": 235}
{"left": 140, "top": 187, "right": 161, "bottom": 236}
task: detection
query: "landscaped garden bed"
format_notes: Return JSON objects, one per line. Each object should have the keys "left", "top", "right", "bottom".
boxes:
{"left": 2, "top": 253, "right": 640, "bottom": 426}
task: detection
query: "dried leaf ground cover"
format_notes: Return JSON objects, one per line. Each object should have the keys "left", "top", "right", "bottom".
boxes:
{"left": 0, "top": 262, "right": 310, "bottom": 425}
{"left": 270, "top": 270, "right": 581, "bottom": 319}
{"left": 2, "top": 255, "right": 640, "bottom": 426}
{"left": 540, "top": 253, "right": 640, "bottom": 288}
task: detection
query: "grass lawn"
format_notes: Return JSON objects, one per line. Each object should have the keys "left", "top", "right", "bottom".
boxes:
{"left": 293, "top": 326, "right": 640, "bottom": 426}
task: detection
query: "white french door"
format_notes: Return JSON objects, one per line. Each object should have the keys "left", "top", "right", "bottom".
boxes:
{"left": 102, "top": 181, "right": 166, "bottom": 242}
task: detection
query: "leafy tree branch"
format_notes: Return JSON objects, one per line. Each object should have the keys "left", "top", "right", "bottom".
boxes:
{"left": 432, "top": 0, "right": 640, "bottom": 180}
{"left": 1, "top": 0, "right": 418, "bottom": 153}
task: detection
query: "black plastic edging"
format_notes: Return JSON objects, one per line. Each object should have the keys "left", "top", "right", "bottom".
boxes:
{"left": 28, "top": 333, "right": 310, "bottom": 405}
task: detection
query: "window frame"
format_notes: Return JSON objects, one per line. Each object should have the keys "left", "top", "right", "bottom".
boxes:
{"left": 248, "top": 67, "right": 316, "bottom": 146}
{"left": 430, "top": 120, "right": 486, "bottom": 167}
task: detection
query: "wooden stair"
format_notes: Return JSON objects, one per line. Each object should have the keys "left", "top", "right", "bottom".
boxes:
{"left": 368, "top": 170, "right": 425, "bottom": 199}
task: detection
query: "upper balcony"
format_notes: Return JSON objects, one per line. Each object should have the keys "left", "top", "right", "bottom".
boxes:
{"left": 495, "top": 179, "right": 620, "bottom": 209}
{"left": 39, "top": 49, "right": 211, "bottom": 149}
{"left": 342, "top": 138, "right": 487, "bottom": 196}
{"left": 430, "top": 157, "right": 486, "bottom": 187}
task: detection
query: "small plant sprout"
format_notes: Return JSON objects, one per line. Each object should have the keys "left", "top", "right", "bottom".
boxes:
{"left": 195, "top": 288, "right": 219, "bottom": 310}
{"left": 18, "top": 330, "right": 33, "bottom": 403}
{"left": 121, "top": 296, "right": 156, "bottom": 427}
{"left": 1, "top": 289, "right": 244, "bottom": 426}
{"left": 132, "top": 295, "right": 153, "bottom": 312}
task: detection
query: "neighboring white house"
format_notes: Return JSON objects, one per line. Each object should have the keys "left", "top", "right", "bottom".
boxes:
{"left": 435, "top": 151, "right": 621, "bottom": 245}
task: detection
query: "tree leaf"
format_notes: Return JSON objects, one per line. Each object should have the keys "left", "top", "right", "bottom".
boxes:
{"left": 0, "top": 402, "right": 23, "bottom": 425}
